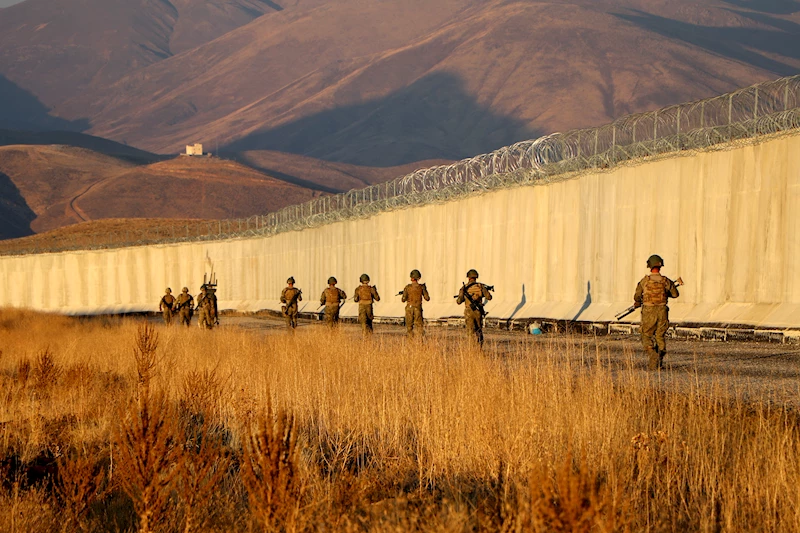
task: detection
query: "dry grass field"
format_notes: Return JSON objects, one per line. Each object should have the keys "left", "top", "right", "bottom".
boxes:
{"left": 0, "top": 309, "right": 798, "bottom": 532}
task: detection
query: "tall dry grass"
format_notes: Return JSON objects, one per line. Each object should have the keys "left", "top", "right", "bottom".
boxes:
{"left": 0, "top": 308, "right": 798, "bottom": 532}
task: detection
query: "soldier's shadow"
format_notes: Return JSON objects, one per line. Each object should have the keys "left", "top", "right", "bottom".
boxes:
{"left": 508, "top": 284, "right": 526, "bottom": 322}
{"left": 572, "top": 281, "right": 592, "bottom": 321}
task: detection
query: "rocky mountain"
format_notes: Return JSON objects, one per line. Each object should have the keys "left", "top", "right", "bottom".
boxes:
{"left": 1, "top": 0, "right": 796, "bottom": 166}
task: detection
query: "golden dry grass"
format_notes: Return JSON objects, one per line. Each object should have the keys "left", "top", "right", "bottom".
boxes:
{"left": 0, "top": 309, "right": 798, "bottom": 532}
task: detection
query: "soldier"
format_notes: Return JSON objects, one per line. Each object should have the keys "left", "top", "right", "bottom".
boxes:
{"left": 175, "top": 287, "right": 194, "bottom": 327}
{"left": 401, "top": 269, "right": 429, "bottom": 337}
{"left": 159, "top": 288, "right": 176, "bottom": 325}
{"left": 634, "top": 254, "right": 680, "bottom": 370}
{"left": 196, "top": 284, "right": 219, "bottom": 330}
{"left": 456, "top": 269, "right": 493, "bottom": 347}
{"left": 280, "top": 277, "right": 303, "bottom": 330}
{"left": 353, "top": 274, "right": 380, "bottom": 334}
{"left": 320, "top": 277, "right": 347, "bottom": 327}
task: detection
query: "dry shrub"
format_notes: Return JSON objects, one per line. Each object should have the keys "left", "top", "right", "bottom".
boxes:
{"left": 177, "top": 426, "right": 232, "bottom": 533}
{"left": 177, "top": 368, "right": 232, "bottom": 533}
{"left": 241, "top": 400, "right": 301, "bottom": 531}
{"left": 180, "top": 367, "right": 225, "bottom": 427}
{"left": 114, "top": 391, "right": 182, "bottom": 533}
{"left": 134, "top": 323, "right": 159, "bottom": 396}
{"left": 114, "top": 324, "right": 180, "bottom": 533}
{"left": 0, "top": 483, "right": 58, "bottom": 533}
{"left": 33, "top": 348, "right": 62, "bottom": 391}
{"left": 16, "top": 357, "right": 31, "bottom": 387}
{"left": 513, "top": 452, "right": 631, "bottom": 533}
{"left": 56, "top": 448, "right": 108, "bottom": 530}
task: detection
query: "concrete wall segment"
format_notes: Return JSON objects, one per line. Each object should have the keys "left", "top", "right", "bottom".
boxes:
{"left": 0, "top": 133, "right": 799, "bottom": 328}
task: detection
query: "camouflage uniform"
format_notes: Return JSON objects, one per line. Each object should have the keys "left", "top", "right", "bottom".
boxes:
{"left": 402, "top": 270, "right": 429, "bottom": 337}
{"left": 456, "top": 271, "right": 492, "bottom": 346}
{"left": 353, "top": 276, "right": 380, "bottom": 334}
{"left": 634, "top": 257, "right": 680, "bottom": 370}
{"left": 281, "top": 278, "right": 302, "bottom": 330}
{"left": 159, "top": 289, "right": 176, "bottom": 325}
{"left": 196, "top": 287, "right": 219, "bottom": 330}
{"left": 320, "top": 278, "right": 346, "bottom": 327}
{"left": 175, "top": 288, "right": 194, "bottom": 327}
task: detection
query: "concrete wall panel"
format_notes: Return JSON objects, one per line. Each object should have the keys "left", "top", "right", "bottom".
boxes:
{"left": 1, "top": 134, "right": 799, "bottom": 328}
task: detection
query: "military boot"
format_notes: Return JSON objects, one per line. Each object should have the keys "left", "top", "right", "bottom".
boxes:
{"left": 647, "top": 349, "right": 661, "bottom": 371}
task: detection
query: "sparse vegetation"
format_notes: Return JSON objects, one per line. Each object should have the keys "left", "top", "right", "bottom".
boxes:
{"left": 0, "top": 309, "right": 798, "bottom": 532}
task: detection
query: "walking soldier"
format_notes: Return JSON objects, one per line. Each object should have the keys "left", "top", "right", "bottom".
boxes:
{"left": 401, "top": 270, "right": 429, "bottom": 337}
{"left": 196, "top": 284, "right": 219, "bottom": 330}
{"left": 634, "top": 255, "right": 680, "bottom": 370}
{"left": 175, "top": 287, "right": 194, "bottom": 327}
{"left": 353, "top": 274, "right": 380, "bottom": 334}
{"left": 280, "top": 277, "right": 303, "bottom": 330}
{"left": 159, "top": 288, "right": 176, "bottom": 325}
{"left": 456, "top": 269, "right": 493, "bottom": 346}
{"left": 320, "top": 277, "right": 347, "bottom": 327}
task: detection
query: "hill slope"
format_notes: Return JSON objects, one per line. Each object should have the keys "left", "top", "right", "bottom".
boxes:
{"left": 56, "top": 0, "right": 800, "bottom": 165}
{"left": 0, "top": 0, "right": 280, "bottom": 123}
{"left": 0, "top": 145, "right": 321, "bottom": 237}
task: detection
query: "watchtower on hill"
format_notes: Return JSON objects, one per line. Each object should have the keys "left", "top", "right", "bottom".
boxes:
{"left": 185, "top": 143, "right": 204, "bottom": 156}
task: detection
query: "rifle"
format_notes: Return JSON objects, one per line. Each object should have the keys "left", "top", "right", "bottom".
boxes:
{"left": 455, "top": 282, "right": 493, "bottom": 316}
{"left": 282, "top": 289, "right": 302, "bottom": 315}
{"left": 615, "top": 277, "right": 684, "bottom": 321}
{"left": 175, "top": 296, "right": 194, "bottom": 312}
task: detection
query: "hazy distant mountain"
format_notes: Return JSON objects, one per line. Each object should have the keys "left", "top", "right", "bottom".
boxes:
{"left": 0, "top": 0, "right": 280, "bottom": 109}
{"left": 2, "top": 0, "right": 799, "bottom": 165}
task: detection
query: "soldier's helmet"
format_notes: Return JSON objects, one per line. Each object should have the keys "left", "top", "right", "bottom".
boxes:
{"left": 360, "top": 273, "right": 370, "bottom": 283}
{"left": 410, "top": 269, "right": 422, "bottom": 280}
{"left": 165, "top": 288, "right": 172, "bottom": 294}
{"left": 287, "top": 276, "right": 295, "bottom": 284}
{"left": 646, "top": 255, "right": 664, "bottom": 269}
{"left": 328, "top": 276, "right": 337, "bottom": 285}
{"left": 182, "top": 287, "right": 189, "bottom": 293}
{"left": 466, "top": 269, "right": 479, "bottom": 279}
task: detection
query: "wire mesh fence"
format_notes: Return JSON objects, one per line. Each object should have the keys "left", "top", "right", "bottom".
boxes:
{"left": 3, "top": 75, "right": 799, "bottom": 257}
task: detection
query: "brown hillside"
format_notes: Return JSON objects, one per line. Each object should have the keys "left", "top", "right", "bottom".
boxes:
{"left": 0, "top": 0, "right": 279, "bottom": 113}
{"left": 51, "top": 0, "right": 800, "bottom": 165}
{"left": 233, "top": 150, "right": 452, "bottom": 193}
{"left": 0, "top": 129, "right": 160, "bottom": 162}
{"left": 0, "top": 145, "right": 322, "bottom": 238}
{"left": 73, "top": 156, "right": 321, "bottom": 221}
{"left": 0, "top": 144, "right": 136, "bottom": 236}
{"left": 0, "top": 218, "right": 199, "bottom": 255}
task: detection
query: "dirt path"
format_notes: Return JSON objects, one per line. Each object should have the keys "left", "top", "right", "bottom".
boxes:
{"left": 67, "top": 174, "right": 119, "bottom": 221}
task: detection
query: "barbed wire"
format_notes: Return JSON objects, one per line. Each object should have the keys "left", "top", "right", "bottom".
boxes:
{"left": 3, "top": 75, "right": 799, "bottom": 257}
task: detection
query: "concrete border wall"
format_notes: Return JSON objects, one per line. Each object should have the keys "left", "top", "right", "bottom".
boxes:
{"left": 1, "top": 134, "right": 799, "bottom": 328}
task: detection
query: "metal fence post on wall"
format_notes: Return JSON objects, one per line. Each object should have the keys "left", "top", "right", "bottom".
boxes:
{"left": 754, "top": 87, "right": 759, "bottom": 120}
{"left": 653, "top": 110, "right": 658, "bottom": 143}
{"left": 728, "top": 94, "right": 734, "bottom": 141}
